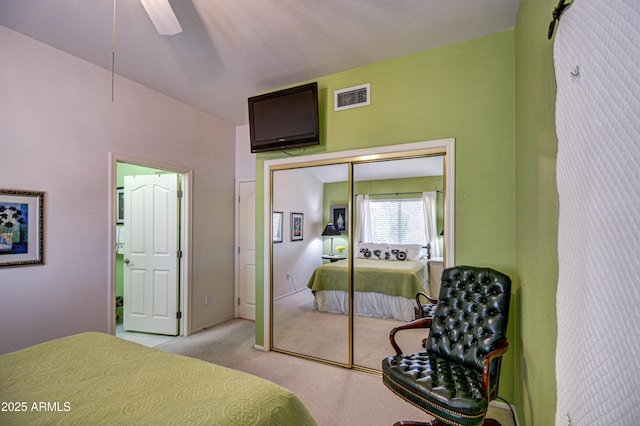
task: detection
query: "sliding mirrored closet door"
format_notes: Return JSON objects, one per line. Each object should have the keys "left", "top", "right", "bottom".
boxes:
{"left": 352, "top": 156, "right": 445, "bottom": 370}
{"left": 269, "top": 146, "right": 450, "bottom": 372}
{"left": 271, "top": 163, "right": 350, "bottom": 366}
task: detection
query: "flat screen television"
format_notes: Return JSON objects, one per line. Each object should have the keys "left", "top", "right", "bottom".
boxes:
{"left": 248, "top": 82, "right": 319, "bottom": 153}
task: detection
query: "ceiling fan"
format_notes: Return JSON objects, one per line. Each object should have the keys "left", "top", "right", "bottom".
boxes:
{"left": 139, "top": 0, "right": 182, "bottom": 35}
{"left": 111, "top": 0, "right": 182, "bottom": 102}
{"left": 110, "top": 0, "right": 181, "bottom": 100}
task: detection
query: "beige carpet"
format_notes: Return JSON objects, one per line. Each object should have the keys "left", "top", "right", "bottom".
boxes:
{"left": 156, "top": 318, "right": 429, "bottom": 425}
{"left": 273, "top": 288, "right": 427, "bottom": 370}
{"left": 155, "top": 318, "right": 516, "bottom": 426}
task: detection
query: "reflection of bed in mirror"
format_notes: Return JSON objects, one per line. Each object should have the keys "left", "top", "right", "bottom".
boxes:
{"left": 306, "top": 244, "right": 431, "bottom": 322}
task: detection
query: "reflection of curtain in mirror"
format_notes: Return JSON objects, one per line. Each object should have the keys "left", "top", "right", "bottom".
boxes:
{"left": 422, "top": 192, "right": 440, "bottom": 258}
{"left": 355, "top": 194, "right": 371, "bottom": 244}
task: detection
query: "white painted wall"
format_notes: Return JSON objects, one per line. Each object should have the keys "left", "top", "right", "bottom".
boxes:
{"left": 272, "top": 168, "right": 324, "bottom": 299}
{"left": 0, "top": 26, "right": 236, "bottom": 354}
{"left": 235, "top": 125, "right": 256, "bottom": 180}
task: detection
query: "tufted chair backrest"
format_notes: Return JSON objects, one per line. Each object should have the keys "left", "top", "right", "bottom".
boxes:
{"left": 426, "top": 266, "right": 511, "bottom": 372}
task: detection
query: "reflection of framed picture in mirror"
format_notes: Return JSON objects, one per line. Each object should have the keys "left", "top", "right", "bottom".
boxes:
{"left": 116, "top": 188, "right": 124, "bottom": 224}
{"left": 272, "top": 211, "right": 283, "bottom": 243}
{"left": 330, "top": 204, "right": 347, "bottom": 234}
{"left": 290, "top": 212, "right": 303, "bottom": 241}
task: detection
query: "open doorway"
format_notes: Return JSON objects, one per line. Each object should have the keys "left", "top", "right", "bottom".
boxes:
{"left": 109, "top": 153, "right": 193, "bottom": 347}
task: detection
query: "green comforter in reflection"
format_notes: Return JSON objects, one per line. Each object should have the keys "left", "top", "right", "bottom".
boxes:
{"left": 307, "top": 258, "right": 427, "bottom": 299}
{"left": 0, "top": 332, "right": 317, "bottom": 426}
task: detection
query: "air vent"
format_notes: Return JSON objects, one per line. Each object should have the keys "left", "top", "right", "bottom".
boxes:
{"left": 334, "top": 83, "right": 370, "bottom": 111}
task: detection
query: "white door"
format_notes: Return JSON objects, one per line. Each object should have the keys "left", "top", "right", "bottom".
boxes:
{"left": 237, "top": 180, "right": 256, "bottom": 320}
{"left": 123, "top": 174, "right": 180, "bottom": 335}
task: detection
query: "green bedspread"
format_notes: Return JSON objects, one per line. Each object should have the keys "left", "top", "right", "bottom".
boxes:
{"left": 307, "top": 258, "right": 427, "bottom": 299}
{"left": 0, "top": 332, "right": 316, "bottom": 426}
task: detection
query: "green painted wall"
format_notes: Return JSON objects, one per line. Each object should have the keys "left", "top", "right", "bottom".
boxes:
{"left": 255, "top": 30, "right": 516, "bottom": 401}
{"left": 514, "top": 1, "right": 559, "bottom": 424}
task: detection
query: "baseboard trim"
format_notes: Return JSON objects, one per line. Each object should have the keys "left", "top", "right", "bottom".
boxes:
{"left": 254, "top": 344, "right": 266, "bottom": 351}
{"left": 489, "top": 400, "right": 519, "bottom": 426}
{"left": 274, "top": 287, "right": 308, "bottom": 301}
{"left": 198, "top": 322, "right": 219, "bottom": 332}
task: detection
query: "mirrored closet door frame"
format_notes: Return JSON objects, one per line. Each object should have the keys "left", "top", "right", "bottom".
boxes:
{"left": 263, "top": 138, "right": 456, "bottom": 372}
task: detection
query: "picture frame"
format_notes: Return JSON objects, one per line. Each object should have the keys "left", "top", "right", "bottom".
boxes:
{"left": 272, "top": 211, "right": 283, "bottom": 243}
{"left": 0, "top": 189, "right": 44, "bottom": 268}
{"left": 116, "top": 187, "right": 124, "bottom": 224}
{"left": 330, "top": 204, "right": 348, "bottom": 234}
{"left": 290, "top": 212, "right": 304, "bottom": 241}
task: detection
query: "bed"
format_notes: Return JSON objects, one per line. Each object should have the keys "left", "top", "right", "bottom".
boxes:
{"left": 0, "top": 332, "right": 316, "bottom": 426}
{"left": 306, "top": 243, "right": 430, "bottom": 322}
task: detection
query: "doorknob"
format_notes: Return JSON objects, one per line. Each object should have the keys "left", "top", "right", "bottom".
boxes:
{"left": 124, "top": 258, "right": 130, "bottom": 265}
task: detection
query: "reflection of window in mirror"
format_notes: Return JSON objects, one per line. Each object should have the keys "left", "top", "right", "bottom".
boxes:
{"left": 357, "top": 193, "right": 442, "bottom": 258}
{"left": 369, "top": 198, "right": 427, "bottom": 244}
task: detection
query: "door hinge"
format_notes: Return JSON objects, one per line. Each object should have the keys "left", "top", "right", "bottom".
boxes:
{"left": 237, "top": 297, "right": 240, "bottom": 306}
{"left": 237, "top": 247, "right": 240, "bottom": 254}
{"left": 177, "top": 311, "right": 182, "bottom": 319}
{"left": 177, "top": 250, "right": 183, "bottom": 259}
{"left": 177, "top": 190, "right": 183, "bottom": 198}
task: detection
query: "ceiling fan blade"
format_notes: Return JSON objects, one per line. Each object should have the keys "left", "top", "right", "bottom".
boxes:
{"left": 140, "top": 0, "right": 182, "bottom": 35}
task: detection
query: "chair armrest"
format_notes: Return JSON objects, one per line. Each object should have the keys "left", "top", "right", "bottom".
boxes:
{"left": 416, "top": 291, "right": 438, "bottom": 305}
{"left": 389, "top": 317, "right": 432, "bottom": 355}
{"left": 482, "top": 338, "right": 509, "bottom": 401}
{"left": 415, "top": 292, "right": 438, "bottom": 319}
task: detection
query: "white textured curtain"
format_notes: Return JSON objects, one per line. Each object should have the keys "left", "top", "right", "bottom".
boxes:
{"left": 355, "top": 194, "right": 371, "bottom": 245}
{"left": 422, "top": 191, "right": 440, "bottom": 258}
{"left": 554, "top": 1, "right": 640, "bottom": 424}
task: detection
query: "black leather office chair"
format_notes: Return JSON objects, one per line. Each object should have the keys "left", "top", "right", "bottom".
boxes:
{"left": 382, "top": 266, "right": 511, "bottom": 426}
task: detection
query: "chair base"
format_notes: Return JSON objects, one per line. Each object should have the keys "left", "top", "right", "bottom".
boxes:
{"left": 393, "top": 419, "right": 502, "bottom": 426}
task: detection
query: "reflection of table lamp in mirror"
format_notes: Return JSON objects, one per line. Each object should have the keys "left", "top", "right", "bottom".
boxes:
{"left": 321, "top": 223, "right": 341, "bottom": 255}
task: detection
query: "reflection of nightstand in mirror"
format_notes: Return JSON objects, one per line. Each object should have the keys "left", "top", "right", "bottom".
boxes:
{"left": 428, "top": 257, "right": 444, "bottom": 298}
{"left": 322, "top": 254, "right": 346, "bottom": 263}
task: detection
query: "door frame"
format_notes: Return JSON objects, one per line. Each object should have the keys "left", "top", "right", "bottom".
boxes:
{"left": 262, "top": 138, "right": 456, "bottom": 352}
{"left": 108, "top": 152, "right": 193, "bottom": 337}
{"left": 234, "top": 178, "right": 256, "bottom": 319}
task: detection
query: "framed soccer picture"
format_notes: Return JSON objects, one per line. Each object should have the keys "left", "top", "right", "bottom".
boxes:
{"left": 0, "top": 189, "right": 44, "bottom": 268}
{"left": 290, "top": 212, "right": 303, "bottom": 241}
